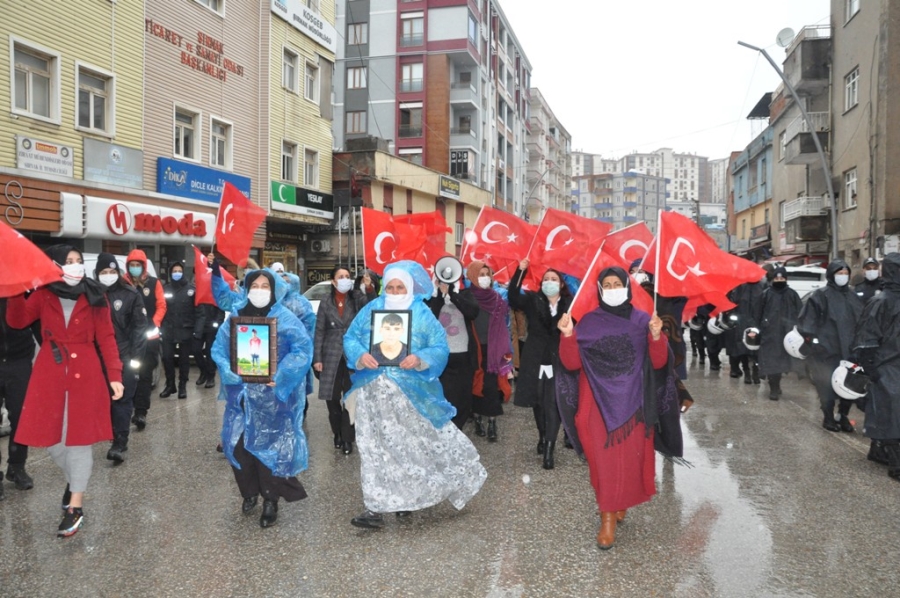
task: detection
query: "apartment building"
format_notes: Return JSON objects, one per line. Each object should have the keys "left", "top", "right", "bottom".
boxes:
{"left": 730, "top": 127, "right": 774, "bottom": 257}
{"left": 334, "top": 0, "right": 532, "bottom": 215}
{"left": 525, "top": 88, "right": 571, "bottom": 222}
{"left": 572, "top": 171, "right": 665, "bottom": 234}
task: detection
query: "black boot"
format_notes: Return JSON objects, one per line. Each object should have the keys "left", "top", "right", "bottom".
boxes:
{"left": 838, "top": 414, "right": 855, "bottom": 433}
{"left": 6, "top": 463, "right": 34, "bottom": 490}
{"left": 885, "top": 443, "right": 900, "bottom": 481}
{"left": 260, "top": 499, "right": 278, "bottom": 527}
{"left": 751, "top": 364, "right": 760, "bottom": 385}
{"left": 159, "top": 384, "right": 176, "bottom": 398}
{"left": 131, "top": 412, "right": 147, "bottom": 431}
{"left": 204, "top": 374, "right": 216, "bottom": 389}
{"left": 333, "top": 434, "right": 343, "bottom": 449}
{"left": 868, "top": 440, "right": 889, "bottom": 465}
{"left": 768, "top": 375, "right": 782, "bottom": 400}
{"left": 195, "top": 374, "right": 207, "bottom": 386}
{"left": 536, "top": 435, "right": 546, "bottom": 455}
{"left": 542, "top": 440, "right": 556, "bottom": 470}
{"left": 177, "top": 381, "right": 187, "bottom": 399}
{"left": 822, "top": 411, "right": 841, "bottom": 432}
{"left": 242, "top": 495, "right": 258, "bottom": 514}
{"left": 474, "top": 416, "right": 486, "bottom": 437}
{"left": 743, "top": 369, "right": 753, "bottom": 385}
{"left": 106, "top": 435, "right": 127, "bottom": 464}
{"left": 487, "top": 417, "right": 498, "bottom": 442}
{"left": 0, "top": 472, "right": 5, "bottom": 501}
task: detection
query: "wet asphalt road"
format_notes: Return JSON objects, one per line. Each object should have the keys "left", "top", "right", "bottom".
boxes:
{"left": 1, "top": 354, "right": 898, "bottom": 597}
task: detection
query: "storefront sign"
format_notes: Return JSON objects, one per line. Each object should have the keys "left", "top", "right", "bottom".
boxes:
{"left": 271, "top": 181, "right": 334, "bottom": 219}
{"left": 271, "top": 0, "right": 337, "bottom": 53}
{"left": 157, "top": 157, "right": 251, "bottom": 204}
{"left": 16, "top": 135, "right": 74, "bottom": 178}
{"left": 307, "top": 268, "right": 334, "bottom": 285}
{"left": 57, "top": 193, "right": 215, "bottom": 243}
{"left": 439, "top": 175, "right": 461, "bottom": 201}
{"left": 2, "top": 180, "right": 25, "bottom": 226}
{"left": 83, "top": 138, "right": 144, "bottom": 189}
{"left": 145, "top": 18, "right": 246, "bottom": 82}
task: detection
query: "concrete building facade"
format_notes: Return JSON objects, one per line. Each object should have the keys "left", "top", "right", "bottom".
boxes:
{"left": 572, "top": 171, "right": 666, "bottom": 234}
{"left": 524, "top": 88, "right": 571, "bottom": 223}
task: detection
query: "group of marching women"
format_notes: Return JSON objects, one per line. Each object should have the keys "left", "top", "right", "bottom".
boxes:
{"left": 3, "top": 243, "right": 710, "bottom": 551}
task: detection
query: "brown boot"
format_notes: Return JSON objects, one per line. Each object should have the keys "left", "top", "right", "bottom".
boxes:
{"left": 616, "top": 509, "right": 627, "bottom": 523}
{"left": 597, "top": 511, "right": 617, "bottom": 550}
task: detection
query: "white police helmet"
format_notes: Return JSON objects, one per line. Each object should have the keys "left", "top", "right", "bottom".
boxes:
{"left": 783, "top": 326, "right": 808, "bottom": 360}
{"left": 688, "top": 316, "right": 704, "bottom": 331}
{"left": 707, "top": 317, "right": 725, "bottom": 335}
{"left": 743, "top": 327, "right": 761, "bottom": 351}
{"left": 831, "top": 360, "right": 871, "bottom": 399}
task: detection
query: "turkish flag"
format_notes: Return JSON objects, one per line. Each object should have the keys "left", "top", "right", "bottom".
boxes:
{"left": 643, "top": 210, "right": 764, "bottom": 305}
{"left": 524, "top": 209, "right": 612, "bottom": 290}
{"left": 214, "top": 182, "right": 266, "bottom": 268}
{"left": 464, "top": 206, "right": 535, "bottom": 263}
{"left": 457, "top": 227, "right": 513, "bottom": 284}
{"left": 394, "top": 211, "right": 452, "bottom": 268}
{"left": 361, "top": 208, "right": 426, "bottom": 275}
{"left": 0, "top": 221, "right": 63, "bottom": 297}
{"left": 602, "top": 222, "right": 655, "bottom": 269}
{"left": 193, "top": 245, "right": 237, "bottom": 306}
{"left": 570, "top": 243, "right": 654, "bottom": 323}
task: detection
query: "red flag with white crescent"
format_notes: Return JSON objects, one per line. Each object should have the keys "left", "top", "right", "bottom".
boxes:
{"left": 602, "top": 222, "right": 655, "bottom": 269}
{"left": 214, "top": 182, "right": 266, "bottom": 268}
{"left": 524, "top": 208, "right": 612, "bottom": 290}
{"left": 570, "top": 243, "right": 654, "bottom": 322}
{"left": 464, "top": 206, "right": 535, "bottom": 263}
{"left": 361, "top": 208, "right": 426, "bottom": 275}
{"left": 193, "top": 245, "right": 237, "bottom": 306}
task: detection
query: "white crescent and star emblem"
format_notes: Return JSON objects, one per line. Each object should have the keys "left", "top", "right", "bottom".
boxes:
{"left": 480, "top": 221, "right": 509, "bottom": 244}
{"left": 544, "top": 225, "right": 572, "bottom": 251}
{"left": 374, "top": 232, "right": 395, "bottom": 264}
{"left": 220, "top": 202, "right": 235, "bottom": 235}
{"left": 666, "top": 237, "right": 706, "bottom": 281}
{"left": 619, "top": 239, "right": 649, "bottom": 263}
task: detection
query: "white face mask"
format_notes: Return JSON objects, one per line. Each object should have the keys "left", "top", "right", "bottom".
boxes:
{"left": 384, "top": 292, "right": 410, "bottom": 310}
{"left": 478, "top": 276, "right": 492, "bottom": 289}
{"left": 600, "top": 286, "right": 629, "bottom": 307}
{"left": 865, "top": 270, "right": 879, "bottom": 281}
{"left": 335, "top": 278, "right": 354, "bottom": 293}
{"left": 248, "top": 289, "right": 271, "bottom": 308}
{"left": 633, "top": 272, "right": 649, "bottom": 285}
{"left": 61, "top": 263, "right": 85, "bottom": 287}
{"left": 541, "top": 281, "right": 560, "bottom": 297}
{"left": 99, "top": 273, "right": 119, "bottom": 287}
{"left": 834, "top": 274, "right": 850, "bottom": 287}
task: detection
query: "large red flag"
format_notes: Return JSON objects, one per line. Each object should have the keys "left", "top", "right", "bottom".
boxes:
{"left": 464, "top": 206, "right": 535, "bottom": 263}
{"left": 602, "top": 222, "right": 655, "bottom": 269}
{"left": 0, "top": 221, "right": 63, "bottom": 297}
{"left": 458, "top": 227, "right": 516, "bottom": 284}
{"left": 361, "top": 208, "right": 426, "bottom": 275}
{"left": 570, "top": 244, "right": 654, "bottom": 323}
{"left": 214, "top": 182, "right": 266, "bottom": 268}
{"left": 643, "top": 210, "right": 764, "bottom": 307}
{"left": 524, "top": 208, "right": 612, "bottom": 290}
{"left": 193, "top": 245, "right": 236, "bottom": 306}
{"left": 394, "top": 211, "right": 451, "bottom": 268}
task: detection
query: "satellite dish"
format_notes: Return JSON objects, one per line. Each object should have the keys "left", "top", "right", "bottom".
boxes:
{"left": 776, "top": 28, "right": 795, "bottom": 48}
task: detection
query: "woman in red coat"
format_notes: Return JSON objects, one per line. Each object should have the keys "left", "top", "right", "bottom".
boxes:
{"left": 6, "top": 245, "right": 123, "bottom": 537}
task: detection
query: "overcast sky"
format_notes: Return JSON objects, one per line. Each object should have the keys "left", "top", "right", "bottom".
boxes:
{"left": 501, "top": 0, "right": 830, "bottom": 161}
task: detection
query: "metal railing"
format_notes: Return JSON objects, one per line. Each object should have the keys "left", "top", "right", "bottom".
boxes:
{"left": 785, "top": 112, "right": 829, "bottom": 142}
{"left": 399, "top": 79, "right": 423, "bottom": 93}
{"left": 782, "top": 196, "right": 829, "bottom": 221}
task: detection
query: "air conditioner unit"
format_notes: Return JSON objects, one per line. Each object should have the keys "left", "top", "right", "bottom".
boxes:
{"left": 311, "top": 239, "right": 331, "bottom": 253}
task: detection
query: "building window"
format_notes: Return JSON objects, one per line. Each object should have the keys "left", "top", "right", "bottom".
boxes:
{"left": 400, "top": 13, "right": 424, "bottom": 47}
{"left": 77, "top": 65, "right": 113, "bottom": 134}
{"left": 282, "top": 141, "right": 297, "bottom": 182}
{"left": 778, "top": 131, "right": 786, "bottom": 161}
{"left": 210, "top": 117, "right": 232, "bottom": 169}
{"left": 195, "top": 0, "right": 223, "bottom": 14}
{"left": 455, "top": 222, "right": 464, "bottom": 245}
{"left": 174, "top": 107, "right": 200, "bottom": 160}
{"left": 844, "top": 168, "right": 858, "bottom": 209}
{"left": 845, "top": 0, "right": 860, "bottom": 22}
{"left": 348, "top": 23, "right": 368, "bottom": 45}
{"left": 399, "top": 104, "right": 422, "bottom": 138}
{"left": 304, "top": 148, "right": 319, "bottom": 187}
{"left": 845, "top": 67, "right": 859, "bottom": 111}
{"left": 305, "top": 62, "right": 319, "bottom": 102}
{"left": 346, "top": 110, "right": 367, "bottom": 134}
{"left": 399, "top": 148, "right": 423, "bottom": 165}
{"left": 400, "top": 63, "right": 423, "bottom": 92}
{"left": 305, "top": 0, "right": 319, "bottom": 10}
{"left": 467, "top": 12, "right": 478, "bottom": 45}
{"left": 11, "top": 40, "right": 59, "bottom": 122}
{"left": 283, "top": 48, "right": 298, "bottom": 91}
{"left": 348, "top": 66, "right": 367, "bottom": 89}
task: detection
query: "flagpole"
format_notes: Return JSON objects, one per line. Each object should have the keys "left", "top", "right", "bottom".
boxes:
{"left": 653, "top": 209, "right": 662, "bottom": 315}
{"left": 568, "top": 240, "right": 605, "bottom": 315}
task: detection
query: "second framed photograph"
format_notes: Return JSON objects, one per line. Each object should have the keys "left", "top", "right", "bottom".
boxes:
{"left": 369, "top": 310, "right": 412, "bottom": 367}
{"left": 230, "top": 316, "right": 278, "bottom": 383}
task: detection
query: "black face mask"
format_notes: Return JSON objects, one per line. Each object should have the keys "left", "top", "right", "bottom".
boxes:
{"left": 772, "top": 280, "right": 787, "bottom": 290}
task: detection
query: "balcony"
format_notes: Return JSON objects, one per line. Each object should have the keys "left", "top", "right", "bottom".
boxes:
{"left": 785, "top": 112, "right": 829, "bottom": 143}
{"left": 400, "top": 34, "right": 424, "bottom": 48}
{"left": 596, "top": 216, "right": 614, "bottom": 223}
{"left": 398, "top": 124, "right": 423, "bottom": 138}
{"left": 784, "top": 119, "right": 829, "bottom": 165}
{"left": 399, "top": 79, "right": 423, "bottom": 93}
{"left": 623, "top": 186, "right": 638, "bottom": 193}
{"left": 623, "top": 200, "right": 638, "bottom": 208}
{"left": 784, "top": 26, "right": 831, "bottom": 95}
{"left": 450, "top": 82, "right": 479, "bottom": 109}
{"left": 623, "top": 215, "right": 638, "bottom": 222}
{"left": 783, "top": 196, "right": 829, "bottom": 222}
{"left": 594, "top": 202, "right": 613, "bottom": 210}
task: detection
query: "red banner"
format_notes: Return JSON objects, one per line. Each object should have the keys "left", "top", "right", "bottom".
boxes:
{"left": 214, "top": 182, "right": 266, "bottom": 267}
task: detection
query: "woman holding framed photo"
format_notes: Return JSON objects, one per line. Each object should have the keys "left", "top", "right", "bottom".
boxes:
{"left": 211, "top": 269, "right": 312, "bottom": 528}
{"left": 342, "top": 261, "right": 487, "bottom": 529}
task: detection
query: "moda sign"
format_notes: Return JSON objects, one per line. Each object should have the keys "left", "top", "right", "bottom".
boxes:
{"left": 105, "top": 202, "right": 208, "bottom": 238}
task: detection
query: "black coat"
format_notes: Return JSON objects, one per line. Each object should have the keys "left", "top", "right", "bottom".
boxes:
{"left": 854, "top": 278, "right": 883, "bottom": 303}
{"left": 798, "top": 261, "right": 864, "bottom": 364}
{"left": 105, "top": 281, "right": 149, "bottom": 362}
{"left": 508, "top": 267, "right": 571, "bottom": 408}
{"left": 752, "top": 285, "right": 802, "bottom": 376}
{"left": 161, "top": 280, "right": 205, "bottom": 343}
{"left": 200, "top": 303, "right": 225, "bottom": 336}
{"left": 426, "top": 284, "right": 480, "bottom": 369}
{"left": 312, "top": 285, "right": 374, "bottom": 400}
{"left": 725, "top": 281, "right": 765, "bottom": 357}
{"left": 852, "top": 253, "right": 900, "bottom": 439}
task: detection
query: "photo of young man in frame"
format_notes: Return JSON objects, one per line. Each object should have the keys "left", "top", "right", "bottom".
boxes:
{"left": 231, "top": 317, "right": 278, "bottom": 382}
{"left": 369, "top": 310, "right": 412, "bottom": 367}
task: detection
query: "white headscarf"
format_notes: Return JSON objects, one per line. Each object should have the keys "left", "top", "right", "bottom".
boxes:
{"left": 382, "top": 266, "right": 414, "bottom": 310}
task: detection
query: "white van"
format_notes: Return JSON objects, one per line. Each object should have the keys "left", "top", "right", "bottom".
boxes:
{"left": 82, "top": 253, "right": 158, "bottom": 280}
{"left": 785, "top": 265, "right": 827, "bottom": 300}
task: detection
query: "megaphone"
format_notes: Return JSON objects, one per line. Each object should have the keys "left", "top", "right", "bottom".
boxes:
{"left": 435, "top": 256, "right": 463, "bottom": 284}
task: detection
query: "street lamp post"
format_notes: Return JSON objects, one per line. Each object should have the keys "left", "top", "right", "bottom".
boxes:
{"left": 737, "top": 40, "right": 839, "bottom": 260}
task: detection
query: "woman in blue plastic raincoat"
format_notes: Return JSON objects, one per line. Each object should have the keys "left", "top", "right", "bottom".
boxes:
{"left": 343, "top": 261, "right": 487, "bottom": 529}
{"left": 211, "top": 269, "right": 312, "bottom": 528}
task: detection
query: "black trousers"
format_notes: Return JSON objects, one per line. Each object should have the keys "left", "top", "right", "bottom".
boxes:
{"left": 231, "top": 435, "right": 306, "bottom": 502}
{"left": 705, "top": 334, "right": 723, "bottom": 367}
{"left": 0, "top": 357, "right": 31, "bottom": 465}
{"left": 810, "top": 358, "right": 854, "bottom": 420}
{"left": 111, "top": 369, "right": 138, "bottom": 439}
{"left": 194, "top": 329, "right": 218, "bottom": 379}
{"left": 690, "top": 329, "right": 706, "bottom": 359}
{"left": 162, "top": 338, "right": 193, "bottom": 386}
{"left": 533, "top": 375, "right": 561, "bottom": 443}
{"left": 441, "top": 352, "right": 474, "bottom": 430}
{"left": 472, "top": 344, "right": 504, "bottom": 417}
{"left": 325, "top": 357, "right": 354, "bottom": 442}
{"left": 134, "top": 339, "right": 160, "bottom": 416}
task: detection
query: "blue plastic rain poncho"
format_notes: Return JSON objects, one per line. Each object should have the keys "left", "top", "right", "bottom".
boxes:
{"left": 280, "top": 272, "right": 317, "bottom": 396}
{"left": 343, "top": 261, "right": 453, "bottom": 428}
{"left": 211, "top": 270, "right": 312, "bottom": 477}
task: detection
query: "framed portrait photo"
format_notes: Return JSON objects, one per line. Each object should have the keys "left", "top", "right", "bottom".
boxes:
{"left": 230, "top": 316, "right": 278, "bottom": 383}
{"left": 369, "top": 310, "right": 412, "bottom": 367}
